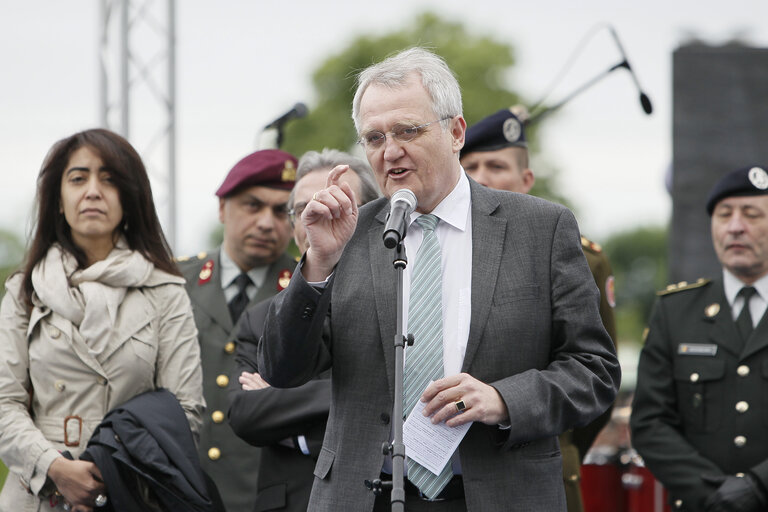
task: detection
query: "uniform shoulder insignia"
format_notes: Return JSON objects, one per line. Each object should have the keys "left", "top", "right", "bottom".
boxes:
{"left": 176, "top": 251, "right": 208, "bottom": 263}
{"left": 657, "top": 277, "right": 711, "bottom": 296}
{"left": 580, "top": 235, "right": 602, "bottom": 253}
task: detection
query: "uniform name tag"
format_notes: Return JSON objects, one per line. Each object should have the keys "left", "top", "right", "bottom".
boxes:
{"left": 678, "top": 343, "right": 718, "bottom": 356}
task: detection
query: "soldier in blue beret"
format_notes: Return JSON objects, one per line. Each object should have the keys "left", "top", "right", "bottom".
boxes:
{"left": 177, "top": 149, "right": 298, "bottom": 511}
{"left": 461, "top": 107, "right": 617, "bottom": 512}
{"left": 632, "top": 165, "right": 768, "bottom": 512}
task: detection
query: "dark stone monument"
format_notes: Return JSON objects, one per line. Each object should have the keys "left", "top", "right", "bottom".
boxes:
{"left": 670, "top": 42, "right": 768, "bottom": 282}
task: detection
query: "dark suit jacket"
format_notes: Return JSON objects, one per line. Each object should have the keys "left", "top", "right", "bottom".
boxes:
{"left": 631, "top": 278, "right": 768, "bottom": 511}
{"left": 82, "top": 389, "right": 215, "bottom": 512}
{"left": 228, "top": 299, "right": 330, "bottom": 512}
{"left": 179, "top": 249, "right": 296, "bottom": 512}
{"left": 259, "top": 181, "right": 620, "bottom": 511}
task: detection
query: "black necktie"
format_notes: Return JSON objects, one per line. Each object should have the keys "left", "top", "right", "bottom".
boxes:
{"left": 228, "top": 273, "right": 252, "bottom": 323}
{"left": 736, "top": 286, "right": 757, "bottom": 345}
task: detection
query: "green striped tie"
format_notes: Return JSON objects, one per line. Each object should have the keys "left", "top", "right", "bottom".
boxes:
{"left": 404, "top": 214, "right": 453, "bottom": 498}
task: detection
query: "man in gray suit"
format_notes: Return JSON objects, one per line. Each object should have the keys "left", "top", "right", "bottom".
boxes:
{"left": 258, "top": 48, "right": 620, "bottom": 511}
{"left": 178, "top": 149, "right": 298, "bottom": 511}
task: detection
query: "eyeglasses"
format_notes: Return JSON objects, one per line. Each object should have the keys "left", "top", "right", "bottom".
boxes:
{"left": 357, "top": 116, "right": 454, "bottom": 150}
{"left": 288, "top": 202, "right": 308, "bottom": 224}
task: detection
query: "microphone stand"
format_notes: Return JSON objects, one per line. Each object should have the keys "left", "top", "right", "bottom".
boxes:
{"left": 365, "top": 240, "right": 412, "bottom": 511}
{"left": 527, "top": 59, "right": 629, "bottom": 125}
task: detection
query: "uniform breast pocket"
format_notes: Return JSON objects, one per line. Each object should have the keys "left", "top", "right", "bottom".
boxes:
{"left": 673, "top": 357, "right": 725, "bottom": 433}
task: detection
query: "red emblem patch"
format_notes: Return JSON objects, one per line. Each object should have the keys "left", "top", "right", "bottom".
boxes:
{"left": 198, "top": 260, "right": 214, "bottom": 285}
{"left": 277, "top": 269, "right": 292, "bottom": 291}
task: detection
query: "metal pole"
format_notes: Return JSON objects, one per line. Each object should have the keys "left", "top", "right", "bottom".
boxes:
{"left": 120, "top": 0, "right": 130, "bottom": 138}
{"left": 167, "top": 0, "right": 177, "bottom": 249}
{"left": 98, "top": 0, "right": 109, "bottom": 128}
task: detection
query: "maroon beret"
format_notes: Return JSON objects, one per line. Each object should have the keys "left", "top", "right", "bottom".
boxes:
{"left": 215, "top": 149, "right": 297, "bottom": 197}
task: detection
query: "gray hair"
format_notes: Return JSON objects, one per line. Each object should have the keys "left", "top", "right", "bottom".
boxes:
{"left": 289, "top": 148, "right": 381, "bottom": 209}
{"left": 351, "top": 47, "right": 463, "bottom": 133}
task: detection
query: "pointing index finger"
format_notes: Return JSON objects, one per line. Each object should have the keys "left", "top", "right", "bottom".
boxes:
{"left": 326, "top": 164, "right": 350, "bottom": 188}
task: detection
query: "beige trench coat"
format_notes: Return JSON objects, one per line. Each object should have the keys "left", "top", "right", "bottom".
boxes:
{"left": 0, "top": 273, "right": 205, "bottom": 512}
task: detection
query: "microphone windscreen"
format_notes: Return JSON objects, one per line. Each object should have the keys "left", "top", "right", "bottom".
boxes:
{"left": 640, "top": 93, "right": 653, "bottom": 115}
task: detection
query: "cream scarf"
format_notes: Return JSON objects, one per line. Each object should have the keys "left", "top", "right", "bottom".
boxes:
{"left": 31, "top": 240, "right": 156, "bottom": 356}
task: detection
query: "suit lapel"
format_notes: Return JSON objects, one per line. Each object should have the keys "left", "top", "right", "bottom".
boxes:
{"left": 463, "top": 182, "right": 505, "bottom": 372}
{"left": 372, "top": 205, "right": 398, "bottom": 397}
{"left": 252, "top": 253, "right": 296, "bottom": 305}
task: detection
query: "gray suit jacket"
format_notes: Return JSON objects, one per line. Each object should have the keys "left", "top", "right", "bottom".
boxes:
{"left": 259, "top": 181, "right": 620, "bottom": 511}
{"left": 180, "top": 249, "right": 296, "bottom": 512}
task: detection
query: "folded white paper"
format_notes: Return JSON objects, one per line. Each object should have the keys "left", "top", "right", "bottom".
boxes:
{"left": 403, "top": 400, "right": 472, "bottom": 475}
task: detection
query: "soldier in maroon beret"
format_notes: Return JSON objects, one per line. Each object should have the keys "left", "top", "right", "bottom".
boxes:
{"left": 177, "top": 148, "right": 298, "bottom": 512}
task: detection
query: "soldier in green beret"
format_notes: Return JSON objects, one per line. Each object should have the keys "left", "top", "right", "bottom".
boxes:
{"left": 631, "top": 165, "right": 768, "bottom": 511}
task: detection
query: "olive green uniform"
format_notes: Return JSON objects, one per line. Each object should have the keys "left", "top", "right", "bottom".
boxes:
{"left": 179, "top": 250, "right": 296, "bottom": 512}
{"left": 561, "top": 236, "right": 617, "bottom": 512}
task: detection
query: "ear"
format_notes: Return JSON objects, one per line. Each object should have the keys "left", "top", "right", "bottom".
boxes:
{"left": 451, "top": 116, "right": 467, "bottom": 154}
{"left": 520, "top": 168, "right": 535, "bottom": 194}
{"left": 218, "top": 198, "right": 227, "bottom": 223}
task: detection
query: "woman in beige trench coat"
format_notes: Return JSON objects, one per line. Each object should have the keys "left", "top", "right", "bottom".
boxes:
{"left": 0, "top": 129, "right": 205, "bottom": 512}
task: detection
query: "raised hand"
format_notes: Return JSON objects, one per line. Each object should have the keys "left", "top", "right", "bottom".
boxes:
{"left": 301, "top": 165, "right": 359, "bottom": 281}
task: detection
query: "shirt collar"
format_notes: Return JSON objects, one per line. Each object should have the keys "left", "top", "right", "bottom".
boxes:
{"left": 220, "top": 246, "right": 268, "bottom": 289}
{"left": 410, "top": 169, "right": 471, "bottom": 232}
{"left": 722, "top": 268, "right": 768, "bottom": 305}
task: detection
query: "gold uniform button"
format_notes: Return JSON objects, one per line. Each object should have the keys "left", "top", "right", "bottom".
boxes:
{"left": 54, "top": 380, "right": 66, "bottom": 392}
{"left": 96, "top": 377, "right": 108, "bottom": 386}
{"left": 735, "top": 401, "right": 749, "bottom": 413}
{"left": 208, "top": 447, "right": 221, "bottom": 460}
{"left": 212, "top": 410, "right": 225, "bottom": 424}
{"left": 224, "top": 342, "right": 236, "bottom": 355}
{"left": 690, "top": 373, "right": 700, "bottom": 383}
{"left": 49, "top": 327, "right": 61, "bottom": 339}
{"left": 737, "top": 365, "right": 750, "bottom": 377}
{"left": 567, "top": 474, "right": 579, "bottom": 482}
{"left": 216, "top": 375, "right": 229, "bottom": 388}
{"left": 736, "top": 472, "right": 745, "bottom": 478}
{"left": 674, "top": 499, "right": 683, "bottom": 509}
{"left": 734, "top": 436, "right": 747, "bottom": 447}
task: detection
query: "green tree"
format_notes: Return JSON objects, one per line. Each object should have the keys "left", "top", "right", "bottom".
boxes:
{"left": 603, "top": 225, "right": 668, "bottom": 346}
{"left": 280, "top": 11, "right": 566, "bottom": 205}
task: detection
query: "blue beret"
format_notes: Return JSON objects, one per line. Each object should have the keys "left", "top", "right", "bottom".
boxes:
{"left": 216, "top": 149, "right": 297, "bottom": 198}
{"left": 706, "top": 166, "right": 768, "bottom": 215}
{"left": 462, "top": 109, "right": 527, "bottom": 156}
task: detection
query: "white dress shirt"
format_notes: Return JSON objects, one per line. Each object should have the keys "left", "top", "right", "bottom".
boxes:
{"left": 402, "top": 170, "right": 473, "bottom": 377}
{"left": 723, "top": 269, "right": 768, "bottom": 326}
{"left": 220, "top": 247, "right": 267, "bottom": 303}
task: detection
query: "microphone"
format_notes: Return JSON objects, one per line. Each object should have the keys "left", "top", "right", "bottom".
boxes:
{"left": 608, "top": 27, "right": 653, "bottom": 114}
{"left": 383, "top": 189, "right": 417, "bottom": 249}
{"left": 264, "top": 102, "right": 308, "bottom": 129}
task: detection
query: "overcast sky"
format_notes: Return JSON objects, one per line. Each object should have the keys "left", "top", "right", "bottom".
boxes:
{"left": 2, "top": 0, "right": 767, "bottom": 257}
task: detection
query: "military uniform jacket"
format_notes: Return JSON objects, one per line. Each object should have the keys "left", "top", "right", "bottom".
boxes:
{"left": 179, "top": 249, "right": 295, "bottom": 512}
{"left": 630, "top": 278, "right": 768, "bottom": 511}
